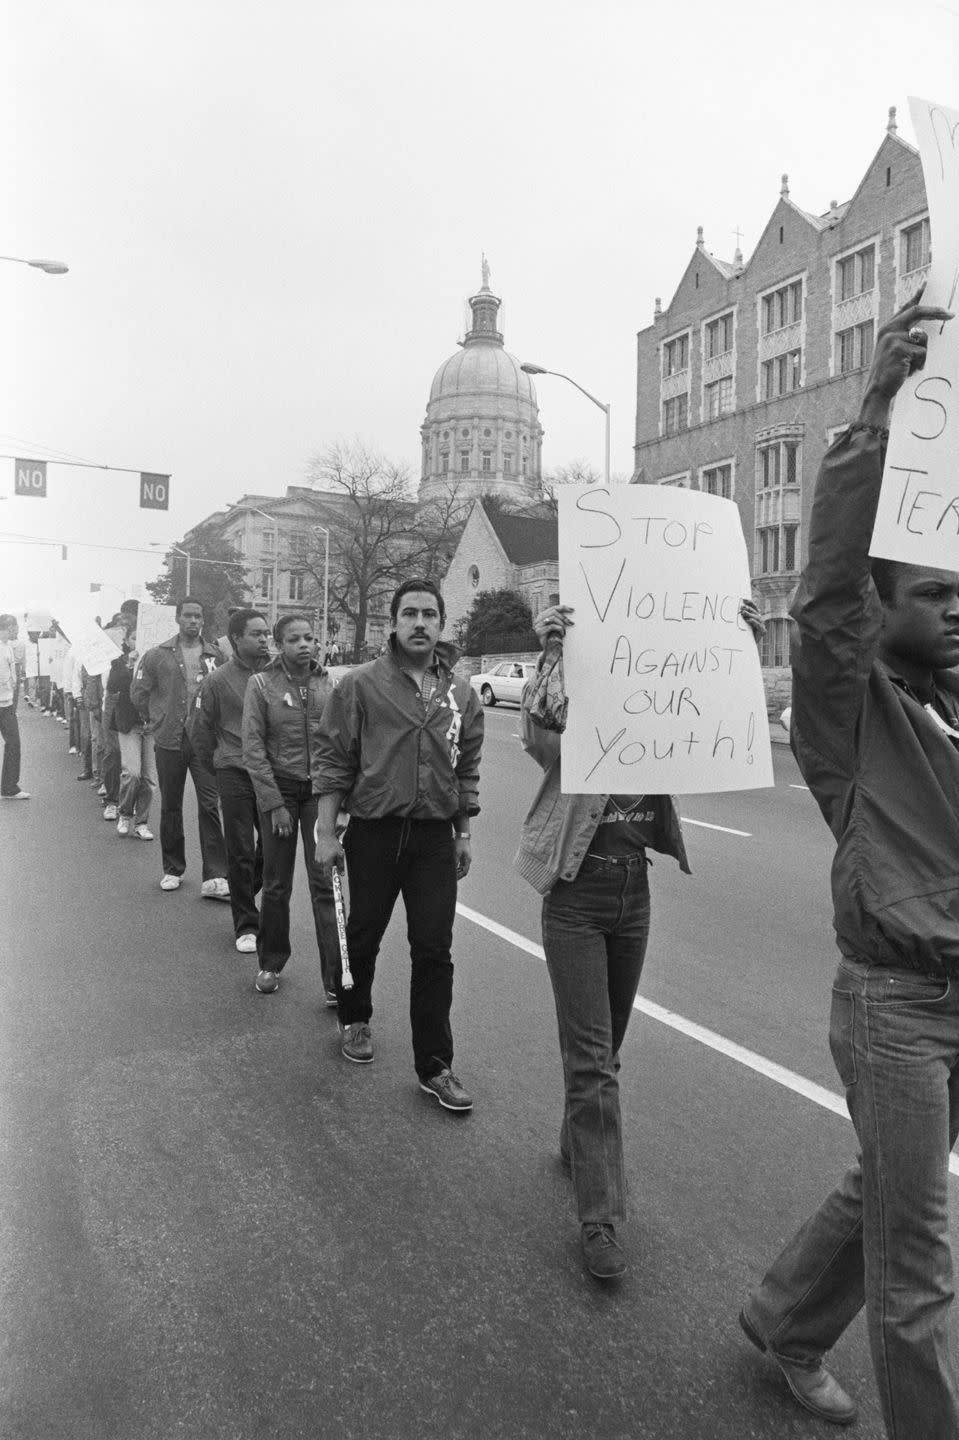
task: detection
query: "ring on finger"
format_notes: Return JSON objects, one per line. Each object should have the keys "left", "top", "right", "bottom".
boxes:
{"left": 908, "top": 326, "right": 927, "bottom": 343}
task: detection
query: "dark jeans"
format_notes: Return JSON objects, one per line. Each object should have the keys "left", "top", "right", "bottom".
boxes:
{"left": 746, "top": 958, "right": 959, "bottom": 1439}
{"left": 340, "top": 816, "right": 457, "bottom": 1081}
{"left": 258, "top": 777, "right": 337, "bottom": 985}
{"left": 154, "top": 735, "right": 227, "bottom": 880}
{"left": 101, "top": 695, "right": 121, "bottom": 804}
{"left": 217, "top": 766, "right": 263, "bottom": 938}
{"left": 542, "top": 853, "right": 651, "bottom": 1225}
{"left": 0, "top": 705, "right": 22, "bottom": 795}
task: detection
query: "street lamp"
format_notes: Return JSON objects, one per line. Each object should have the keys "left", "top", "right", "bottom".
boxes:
{"left": 311, "top": 523, "right": 331, "bottom": 659}
{"left": 0, "top": 255, "right": 69, "bottom": 275}
{"left": 520, "top": 362, "right": 610, "bottom": 486}
{"left": 227, "top": 504, "right": 279, "bottom": 626}
{"left": 150, "top": 542, "right": 192, "bottom": 591}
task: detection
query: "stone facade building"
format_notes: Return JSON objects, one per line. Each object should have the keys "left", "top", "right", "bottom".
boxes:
{"left": 419, "top": 262, "right": 544, "bottom": 506}
{"left": 632, "top": 108, "right": 930, "bottom": 670}
{"left": 442, "top": 500, "right": 558, "bottom": 635}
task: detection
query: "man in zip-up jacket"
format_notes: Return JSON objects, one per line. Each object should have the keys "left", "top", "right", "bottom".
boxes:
{"left": 192, "top": 609, "right": 271, "bottom": 953}
{"left": 741, "top": 297, "right": 959, "bottom": 1436}
{"left": 314, "top": 578, "right": 483, "bottom": 1110}
{"left": 131, "top": 596, "right": 228, "bottom": 896}
{"left": 241, "top": 613, "right": 339, "bottom": 998}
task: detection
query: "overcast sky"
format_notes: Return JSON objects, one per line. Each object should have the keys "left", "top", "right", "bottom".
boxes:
{"left": 3, "top": 0, "right": 958, "bottom": 616}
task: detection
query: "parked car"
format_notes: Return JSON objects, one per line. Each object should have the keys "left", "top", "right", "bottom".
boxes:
{"left": 470, "top": 661, "right": 538, "bottom": 707}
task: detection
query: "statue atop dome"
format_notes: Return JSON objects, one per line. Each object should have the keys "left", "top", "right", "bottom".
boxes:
{"left": 481, "top": 254, "right": 491, "bottom": 290}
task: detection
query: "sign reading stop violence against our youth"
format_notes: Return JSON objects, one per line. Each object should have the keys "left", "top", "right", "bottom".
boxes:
{"left": 871, "top": 97, "right": 959, "bottom": 567}
{"left": 135, "top": 603, "right": 177, "bottom": 653}
{"left": 558, "top": 486, "right": 774, "bottom": 795}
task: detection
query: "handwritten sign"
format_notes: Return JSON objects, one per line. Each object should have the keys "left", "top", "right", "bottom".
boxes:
{"left": 55, "top": 613, "right": 122, "bottom": 675}
{"left": 558, "top": 486, "right": 773, "bottom": 794}
{"left": 871, "top": 96, "right": 959, "bottom": 566}
{"left": 135, "top": 603, "right": 177, "bottom": 654}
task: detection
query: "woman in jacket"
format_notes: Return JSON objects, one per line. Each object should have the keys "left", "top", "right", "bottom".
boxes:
{"left": 517, "top": 599, "right": 762, "bottom": 1281}
{"left": 241, "top": 613, "right": 338, "bottom": 999}
{"left": 108, "top": 635, "right": 156, "bottom": 840}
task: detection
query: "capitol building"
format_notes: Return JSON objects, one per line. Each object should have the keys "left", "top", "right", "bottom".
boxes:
{"left": 419, "top": 263, "right": 544, "bottom": 506}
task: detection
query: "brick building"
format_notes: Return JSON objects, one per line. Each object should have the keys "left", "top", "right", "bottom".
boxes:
{"left": 632, "top": 107, "right": 930, "bottom": 669}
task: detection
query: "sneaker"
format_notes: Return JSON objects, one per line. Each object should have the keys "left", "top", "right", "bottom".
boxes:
{"left": 116, "top": 816, "right": 132, "bottom": 836}
{"left": 340, "top": 1022, "right": 373, "bottom": 1064}
{"left": 581, "top": 1223, "right": 627, "bottom": 1280}
{"left": 68, "top": 745, "right": 78, "bottom": 755}
{"left": 159, "top": 873, "right": 181, "bottom": 891}
{"left": 102, "top": 804, "right": 119, "bottom": 821}
{"left": 419, "top": 1068, "right": 473, "bottom": 1112}
{"left": 235, "top": 933, "right": 258, "bottom": 954}
{"left": 324, "top": 989, "right": 338, "bottom": 1008}
{"left": 0, "top": 789, "right": 30, "bottom": 800}
{"left": 76, "top": 772, "right": 93, "bottom": 781}
{"left": 134, "top": 824, "right": 154, "bottom": 841}
{"left": 255, "top": 969, "right": 279, "bottom": 994}
{"left": 96, "top": 783, "right": 107, "bottom": 797}
{"left": 201, "top": 877, "right": 230, "bottom": 901}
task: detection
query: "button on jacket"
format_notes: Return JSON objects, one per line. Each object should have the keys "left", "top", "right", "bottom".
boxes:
{"left": 131, "top": 637, "right": 222, "bottom": 750}
{"left": 241, "top": 658, "right": 333, "bottom": 815}
{"left": 313, "top": 638, "right": 483, "bottom": 821}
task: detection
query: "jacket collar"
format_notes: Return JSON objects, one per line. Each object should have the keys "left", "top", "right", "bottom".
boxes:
{"left": 386, "top": 634, "right": 459, "bottom": 673}
{"left": 159, "top": 634, "right": 220, "bottom": 656}
{"left": 263, "top": 655, "right": 327, "bottom": 679}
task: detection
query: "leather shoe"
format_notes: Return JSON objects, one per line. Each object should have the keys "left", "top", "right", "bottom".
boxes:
{"left": 581, "top": 1223, "right": 627, "bottom": 1280}
{"left": 739, "top": 1308, "right": 857, "bottom": 1426}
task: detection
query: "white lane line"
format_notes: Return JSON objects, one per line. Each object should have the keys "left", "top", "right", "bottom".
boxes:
{"left": 680, "top": 817, "right": 752, "bottom": 837}
{"left": 455, "top": 901, "right": 959, "bottom": 1178}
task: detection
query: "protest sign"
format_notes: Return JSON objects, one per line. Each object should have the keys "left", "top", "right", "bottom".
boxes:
{"left": 558, "top": 485, "right": 773, "bottom": 794}
{"left": 55, "top": 613, "right": 121, "bottom": 674}
{"left": 871, "top": 96, "right": 959, "bottom": 566}
{"left": 38, "top": 637, "right": 68, "bottom": 675}
{"left": 135, "top": 603, "right": 177, "bottom": 652}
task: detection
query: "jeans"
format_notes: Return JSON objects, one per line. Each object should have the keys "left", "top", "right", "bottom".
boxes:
{"left": 746, "top": 958, "right": 959, "bottom": 1439}
{"left": 258, "top": 777, "right": 337, "bottom": 985}
{"left": 542, "top": 853, "right": 651, "bottom": 1226}
{"left": 217, "top": 765, "right": 262, "bottom": 938}
{"left": 340, "top": 816, "right": 457, "bottom": 1081}
{"left": 154, "top": 735, "right": 227, "bottom": 880}
{"left": 118, "top": 729, "right": 157, "bottom": 825}
{"left": 101, "top": 696, "right": 121, "bottom": 804}
{"left": 0, "top": 704, "right": 21, "bottom": 795}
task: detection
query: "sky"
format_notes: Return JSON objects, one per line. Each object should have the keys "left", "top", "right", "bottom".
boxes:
{"left": 3, "top": 0, "right": 959, "bottom": 618}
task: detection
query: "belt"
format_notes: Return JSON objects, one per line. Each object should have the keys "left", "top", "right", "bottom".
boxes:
{"left": 584, "top": 850, "right": 646, "bottom": 867}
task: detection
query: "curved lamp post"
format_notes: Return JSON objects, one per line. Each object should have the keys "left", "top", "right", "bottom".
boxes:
{"left": 0, "top": 255, "right": 69, "bottom": 275}
{"left": 520, "top": 362, "right": 610, "bottom": 486}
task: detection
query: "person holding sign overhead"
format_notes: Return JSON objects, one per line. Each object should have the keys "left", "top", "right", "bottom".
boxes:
{"left": 516, "top": 598, "right": 763, "bottom": 1281}
{"left": 740, "top": 296, "right": 959, "bottom": 1436}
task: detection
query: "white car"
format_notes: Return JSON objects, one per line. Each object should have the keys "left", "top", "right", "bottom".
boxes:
{"left": 470, "top": 661, "right": 538, "bottom": 707}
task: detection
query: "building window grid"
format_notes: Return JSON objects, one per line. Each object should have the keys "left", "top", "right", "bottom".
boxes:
{"left": 760, "top": 618, "right": 791, "bottom": 668}
{"left": 755, "top": 439, "right": 800, "bottom": 576}
{"left": 836, "top": 320, "right": 875, "bottom": 374}
{"left": 704, "top": 312, "right": 734, "bottom": 359}
{"left": 761, "top": 280, "right": 803, "bottom": 335}
{"left": 902, "top": 216, "right": 931, "bottom": 275}
{"left": 288, "top": 572, "right": 305, "bottom": 602}
{"left": 662, "top": 393, "right": 689, "bottom": 436}
{"left": 761, "top": 349, "right": 802, "bottom": 400}
{"left": 700, "top": 462, "right": 733, "bottom": 499}
{"left": 260, "top": 568, "right": 274, "bottom": 599}
{"left": 705, "top": 375, "right": 734, "bottom": 419}
{"left": 837, "top": 244, "right": 876, "bottom": 301}
{"left": 662, "top": 332, "right": 690, "bottom": 378}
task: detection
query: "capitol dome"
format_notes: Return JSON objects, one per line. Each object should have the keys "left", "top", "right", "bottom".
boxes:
{"left": 419, "top": 263, "right": 544, "bottom": 506}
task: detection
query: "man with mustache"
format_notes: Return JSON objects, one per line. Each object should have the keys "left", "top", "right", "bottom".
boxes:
{"left": 314, "top": 578, "right": 484, "bottom": 1111}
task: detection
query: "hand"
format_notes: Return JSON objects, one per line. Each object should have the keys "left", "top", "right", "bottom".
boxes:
{"left": 271, "top": 806, "right": 294, "bottom": 838}
{"left": 865, "top": 290, "right": 953, "bottom": 408}
{"left": 739, "top": 599, "right": 765, "bottom": 644}
{"left": 454, "top": 836, "right": 472, "bottom": 879}
{"left": 533, "top": 604, "right": 574, "bottom": 647}
{"left": 314, "top": 829, "right": 346, "bottom": 873}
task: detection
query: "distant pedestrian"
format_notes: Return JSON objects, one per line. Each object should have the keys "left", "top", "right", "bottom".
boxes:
{"left": 241, "top": 613, "right": 338, "bottom": 996}
{"left": 0, "top": 614, "right": 28, "bottom": 800}
{"left": 193, "top": 609, "right": 271, "bottom": 955}
{"left": 109, "top": 638, "right": 156, "bottom": 840}
{"left": 314, "top": 578, "right": 483, "bottom": 1111}
{"left": 131, "top": 596, "right": 229, "bottom": 896}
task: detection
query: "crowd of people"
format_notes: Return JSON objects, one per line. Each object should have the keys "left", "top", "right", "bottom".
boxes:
{"left": 4, "top": 299, "right": 958, "bottom": 1438}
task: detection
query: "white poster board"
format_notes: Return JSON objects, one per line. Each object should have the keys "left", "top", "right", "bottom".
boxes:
{"left": 38, "top": 637, "right": 68, "bottom": 675}
{"left": 56, "top": 613, "right": 122, "bottom": 675}
{"left": 558, "top": 486, "right": 774, "bottom": 794}
{"left": 135, "top": 603, "right": 177, "bottom": 653}
{"left": 871, "top": 96, "right": 959, "bottom": 565}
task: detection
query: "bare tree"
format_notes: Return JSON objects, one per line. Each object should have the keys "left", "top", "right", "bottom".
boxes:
{"left": 541, "top": 458, "right": 629, "bottom": 515}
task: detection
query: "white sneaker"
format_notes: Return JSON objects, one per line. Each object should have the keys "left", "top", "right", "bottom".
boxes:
{"left": 68, "top": 745, "right": 77, "bottom": 754}
{"left": 116, "top": 816, "right": 131, "bottom": 836}
{"left": 1, "top": 789, "right": 30, "bottom": 800}
{"left": 134, "top": 824, "right": 154, "bottom": 841}
{"left": 159, "top": 874, "right": 181, "bottom": 891}
{"left": 201, "top": 877, "right": 230, "bottom": 901}
{"left": 235, "top": 933, "right": 258, "bottom": 954}
{"left": 103, "top": 804, "right": 119, "bottom": 821}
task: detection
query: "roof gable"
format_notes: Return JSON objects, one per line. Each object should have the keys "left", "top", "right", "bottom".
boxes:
{"left": 483, "top": 502, "right": 557, "bottom": 563}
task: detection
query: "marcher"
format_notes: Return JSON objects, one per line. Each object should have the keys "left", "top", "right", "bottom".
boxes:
{"left": 0, "top": 614, "right": 28, "bottom": 799}
{"left": 740, "top": 296, "right": 959, "bottom": 1436}
{"left": 193, "top": 609, "right": 270, "bottom": 955}
{"left": 109, "top": 637, "right": 156, "bottom": 840}
{"left": 131, "top": 596, "right": 229, "bottom": 896}
{"left": 241, "top": 613, "right": 339, "bottom": 996}
{"left": 314, "top": 578, "right": 483, "bottom": 1111}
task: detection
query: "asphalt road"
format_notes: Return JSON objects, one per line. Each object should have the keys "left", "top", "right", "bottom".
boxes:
{"left": 3, "top": 704, "right": 947, "bottom": 1439}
